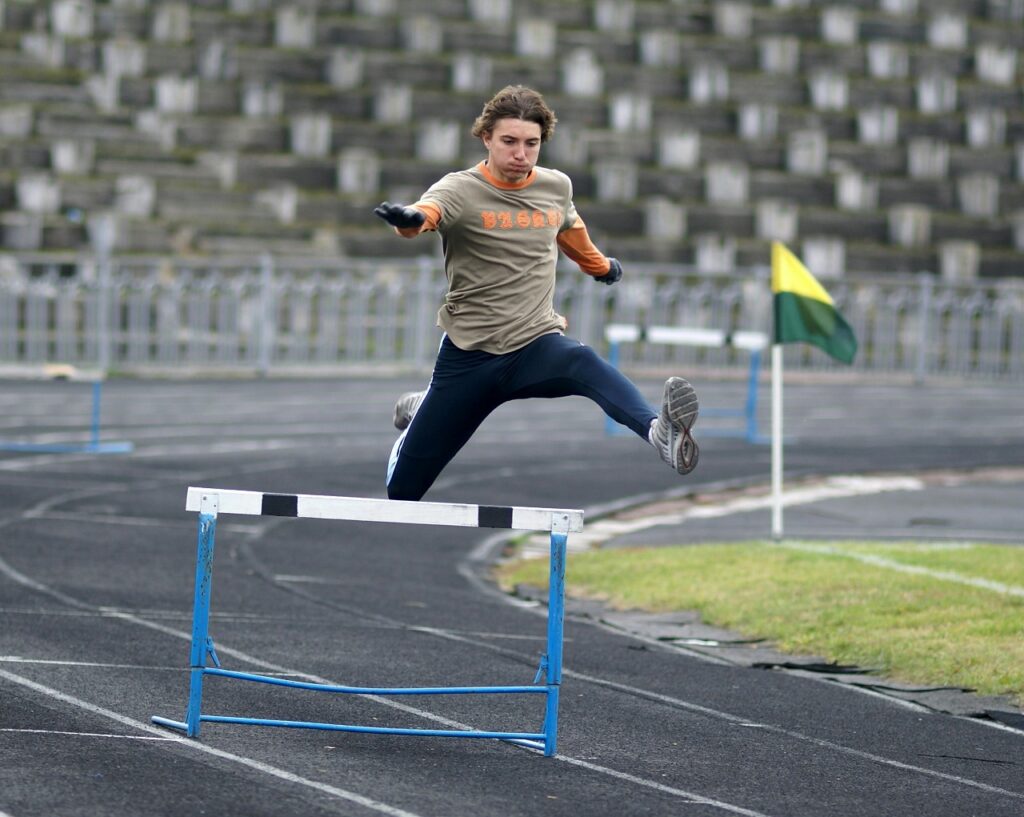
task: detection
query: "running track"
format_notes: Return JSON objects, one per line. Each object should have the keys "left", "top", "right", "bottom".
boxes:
{"left": 1, "top": 376, "right": 1022, "bottom": 817}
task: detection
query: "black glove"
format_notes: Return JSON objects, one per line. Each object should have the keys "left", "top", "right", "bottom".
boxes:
{"left": 593, "top": 257, "right": 622, "bottom": 285}
{"left": 374, "top": 201, "right": 425, "bottom": 229}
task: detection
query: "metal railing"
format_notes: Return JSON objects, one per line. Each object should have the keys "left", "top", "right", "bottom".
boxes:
{"left": 1, "top": 255, "right": 1022, "bottom": 381}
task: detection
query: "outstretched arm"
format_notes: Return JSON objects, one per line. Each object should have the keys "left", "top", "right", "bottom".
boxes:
{"left": 557, "top": 217, "right": 622, "bottom": 285}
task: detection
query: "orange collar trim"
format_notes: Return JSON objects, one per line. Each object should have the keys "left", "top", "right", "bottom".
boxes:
{"left": 477, "top": 161, "right": 537, "bottom": 190}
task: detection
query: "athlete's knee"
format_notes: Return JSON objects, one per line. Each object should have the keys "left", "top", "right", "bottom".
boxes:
{"left": 563, "top": 342, "right": 609, "bottom": 377}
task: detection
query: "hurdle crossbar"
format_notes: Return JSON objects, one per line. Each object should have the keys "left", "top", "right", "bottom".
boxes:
{"left": 153, "top": 488, "right": 583, "bottom": 756}
{"left": 604, "top": 323, "right": 769, "bottom": 444}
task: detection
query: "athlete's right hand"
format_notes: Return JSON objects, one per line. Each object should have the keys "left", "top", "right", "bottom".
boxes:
{"left": 374, "top": 202, "right": 425, "bottom": 229}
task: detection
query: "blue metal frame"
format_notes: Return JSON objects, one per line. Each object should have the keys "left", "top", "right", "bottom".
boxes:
{"left": 0, "top": 382, "right": 133, "bottom": 454}
{"left": 604, "top": 342, "right": 767, "bottom": 444}
{"left": 153, "top": 500, "right": 569, "bottom": 757}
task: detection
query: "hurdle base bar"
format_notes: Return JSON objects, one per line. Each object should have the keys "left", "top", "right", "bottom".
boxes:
{"left": 0, "top": 441, "right": 133, "bottom": 454}
{"left": 152, "top": 713, "right": 547, "bottom": 748}
{"left": 153, "top": 488, "right": 576, "bottom": 757}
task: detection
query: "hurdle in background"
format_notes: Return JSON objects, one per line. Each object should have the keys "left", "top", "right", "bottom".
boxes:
{"left": 152, "top": 487, "right": 583, "bottom": 757}
{"left": 0, "top": 380, "right": 132, "bottom": 454}
{"left": 604, "top": 324, "right": 769, "bottom": 444}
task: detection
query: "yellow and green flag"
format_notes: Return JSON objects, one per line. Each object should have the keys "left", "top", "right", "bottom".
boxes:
{"left": 771, "top": 241, "right": 857, "bottom": 364}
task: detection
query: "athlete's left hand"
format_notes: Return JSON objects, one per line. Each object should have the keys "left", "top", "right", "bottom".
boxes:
{"left": 593, "top": 257, "right": 622, "bottom": 285}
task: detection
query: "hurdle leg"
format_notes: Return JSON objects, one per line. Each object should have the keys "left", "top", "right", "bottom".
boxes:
{"left": 745, "top": 349, "right": 762, "bottom": 443}
{"left": 542, "top": 521, "right": 568, "bottom": 756}
{"left": 604, "top": 341, "right": 624, "bottom": 436}
{"left": 152, "top": 493, "right": 220, "bottom": 735}
{"left": 89, "top": 382, "right": 102, "bottom": 450}
{"left": 184, "top": 493, "right": 220, "bottom": 736}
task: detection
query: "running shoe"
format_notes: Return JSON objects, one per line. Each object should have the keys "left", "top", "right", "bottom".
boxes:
{"left": 392, "top": 389, "right": 426, "bottom": 431}
{"left": 651, "top": 377, "right": 699, "bottom": 475}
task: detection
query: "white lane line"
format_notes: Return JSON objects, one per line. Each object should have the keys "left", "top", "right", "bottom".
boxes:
{"left": 0, "top": 657, "right": 185, "bottom": 671}
{"left": 560, "top": 667, "right": 1024, "bottom": 803}
{"left": 771, "top": 540, "right": 1024, "bottom": 597}
{"left": 1, "top": 560, "right": 782, "bottom": 815}
{"left": 22, "top": 511, "right": 264, "bottom": 535}
{"left": 8, "top": 472, "right": 1017, "bottom": 812}
{"left": 459, "top": 538, "right": 1024, "bottom": 802}
{"left": 9, "top": 528, "right": 1011, "bottom": 807}
{"left": 0, "top": 657, "right": 300, "bottom": 677}
{"left": 0, "top": 668, "right": 425, "bottom": 817}
{"left": 519, "top": 475, "right": 927, "bottom": 557}
{"left": 2, "top": 728, "right": 175, "bottom": 741}
{"left": 556, "top": 755, "right": 771, "bottom": 817}
{"left": 1, "top": 667, "right": 777, "bottom": 817}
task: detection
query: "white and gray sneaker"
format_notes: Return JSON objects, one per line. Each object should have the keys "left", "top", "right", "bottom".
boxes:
{"left": 650, "top": 377, "right": 699, "bottom": 475}
{"left": 392, "top": 389, "right": 426, "bottom": 431}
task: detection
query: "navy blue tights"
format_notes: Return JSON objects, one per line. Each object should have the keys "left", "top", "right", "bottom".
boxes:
{"left": 386, "top": 333, "right": 657, "bottom": 501}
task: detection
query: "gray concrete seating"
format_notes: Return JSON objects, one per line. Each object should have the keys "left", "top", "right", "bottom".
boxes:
{"left": 0, "top": 0, "right": 1021, "bottom": 280}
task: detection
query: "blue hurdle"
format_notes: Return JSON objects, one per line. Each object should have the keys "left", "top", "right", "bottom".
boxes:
{"left": 604, "top": 324, "right": 769, "bottom": 444}
{"left": 0, "top": 380, "right": 132, "bottom": 454}
{"left": 152, "top": 487, "right": 584, "bottom": 757}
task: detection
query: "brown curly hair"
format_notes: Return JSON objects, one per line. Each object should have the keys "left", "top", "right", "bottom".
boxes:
{"left": 470, "top": 85, "right": 558, "bottom": 143}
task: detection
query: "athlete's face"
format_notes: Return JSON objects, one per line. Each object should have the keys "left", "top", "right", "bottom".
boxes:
{"left": 482, "top": 118, "right": 542, "bottom": 184}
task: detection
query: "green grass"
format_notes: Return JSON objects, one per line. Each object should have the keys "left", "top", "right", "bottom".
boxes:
{"left": 495, "top": 540, "right": 1024, "bottom": 703}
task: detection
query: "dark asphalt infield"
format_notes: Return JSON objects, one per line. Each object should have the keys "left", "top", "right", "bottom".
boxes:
{"left": 0, "top": 375, "right": 1022, "bottom": 817}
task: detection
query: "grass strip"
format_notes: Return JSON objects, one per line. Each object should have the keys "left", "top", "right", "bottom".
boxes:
{"left": 495, "top": 540, "right": 1024, "bottom": 704}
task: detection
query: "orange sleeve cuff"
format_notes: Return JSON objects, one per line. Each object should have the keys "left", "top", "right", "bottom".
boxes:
{"left": 557, "top": 218, "right": 610, "bottom": 276}
{"left": 395, "top": 202, "right": 442, "bottom": 237}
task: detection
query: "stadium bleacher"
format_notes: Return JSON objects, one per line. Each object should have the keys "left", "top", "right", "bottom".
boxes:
{"left": 0, "top": 0, "right": 1022, "bottom": 278}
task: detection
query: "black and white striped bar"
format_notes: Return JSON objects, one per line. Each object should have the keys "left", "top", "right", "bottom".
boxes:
{"left": 185, "top": 487, "right": 583, "bottom": 533}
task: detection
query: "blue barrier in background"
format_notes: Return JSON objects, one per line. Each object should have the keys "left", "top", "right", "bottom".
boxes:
{"left": 0, "top": 381, "right": 132, "bottom": 454}
{"left": 604, "top": 325, "right": 769, "bottom": 445}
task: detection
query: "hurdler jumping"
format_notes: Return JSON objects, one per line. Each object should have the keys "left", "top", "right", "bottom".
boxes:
{"left": 376, "top": 85, "right": 699, "bottom": 502}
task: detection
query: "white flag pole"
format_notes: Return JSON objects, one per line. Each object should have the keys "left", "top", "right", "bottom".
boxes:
{"left": 770, "top": 343, "right": 784, "bottom": 540}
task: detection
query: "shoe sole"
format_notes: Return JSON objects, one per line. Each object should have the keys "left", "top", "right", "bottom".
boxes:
{"left": 393, "top": 391, "right": 425, "bottom": 431}
{"left": 393, "top": 403, "right": 409, "bottom": 431}
{"left": 662, "top": 377, "right": 699, "bottom": 475}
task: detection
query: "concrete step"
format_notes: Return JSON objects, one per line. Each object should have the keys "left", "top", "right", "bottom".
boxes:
{"left": 949, "top": 145, "right": 1015, "bottom": 176}
{"left": 0, "top": 73, "right": 89, "bottom": 106}
{"left": 750, "top": 170, "right": 834, "bottom": 207}
{"left": 636, "top": 2, "right": 711, "bottom": 33}
{"left": 829, "top": 141, "right": 906, "bottom": 175}
{"left": 654, "top": 101, "right": 734, "bottom": 137}
{"left": 176, "top": 116, "right": 287, "bottom": 152}
{"left": 730, "top": 72, "right": 806, "bottom": 106}
{"left": 878, "top": 177, "right": 956, "bottom": 209}
{"left": 232, "top": 45, "right": 327, "bottom": 83}
{"left": 680, "top": 35, "right": 760, "bottom": 71}
{"left": 686, "top": 203, "right": 755, "bottom": 237}
{"left": 430, "top": 20, "right": 513, "bottom": 54}
{"left": 318, "top": 15, "right": 400, "bottom": 50}
{"left": 93, "top": 157, "right": 219, "bottom": 185}
{"left": 35, "top": 109, "right": 161, "bottom": 149}
{"left": 0, "top": 139, "right": 52, "bottom": 172}
{"left": 234, "top": 154, "right": 336, "bottom": 191}
{"left": 636, "top": 167, "right": 703, "bottom": 201}
{"left": 700, "top": 135, "right": 784, "bottom": 170}
{"left": 932, "top": 212, "right": 1015, "bottom": 247}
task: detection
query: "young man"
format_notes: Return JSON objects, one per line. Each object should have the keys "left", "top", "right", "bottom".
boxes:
{"left": 375, "top": 85, "right": 698, "bottom": 502}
